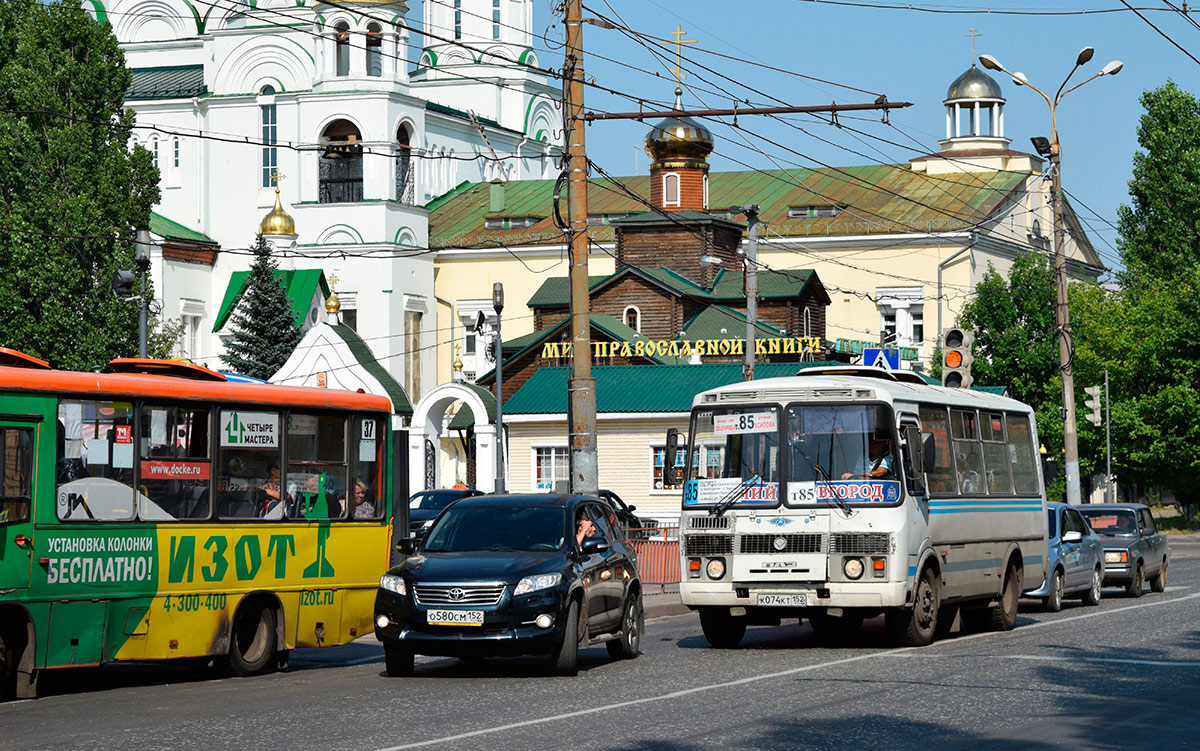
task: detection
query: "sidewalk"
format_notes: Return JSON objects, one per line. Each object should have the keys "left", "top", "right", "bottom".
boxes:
{"left": 643, "top": 586, "right": 691, "bottom": 619}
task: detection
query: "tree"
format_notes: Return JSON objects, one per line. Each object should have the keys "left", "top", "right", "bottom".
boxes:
{"left": 1116, "top": 81, "right": 1200, "bottom": 287}
{"left": 0, "top": 1, "right": 161, "bottom": 369}
{"left": 220, "top": 234, "right": 302, "bottom": 380}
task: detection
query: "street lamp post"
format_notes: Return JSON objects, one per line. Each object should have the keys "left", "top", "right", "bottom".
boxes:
{"left": 492, "top": 282, "right": 506, "bottom": 494}
{"left": 979, "top": 49, "right": 1122, "bottom": 505}
{"left": 135, "top": 229, "right": 152, "bottom": 359}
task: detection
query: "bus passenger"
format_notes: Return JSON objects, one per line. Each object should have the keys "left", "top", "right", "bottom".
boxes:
{"left": 349, "top": 478, "right": 375, "bottom": 519}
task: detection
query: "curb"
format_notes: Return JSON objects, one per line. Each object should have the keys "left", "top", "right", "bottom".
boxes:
{"left": 644, "top": 592, "right": 691, "bottom": 619}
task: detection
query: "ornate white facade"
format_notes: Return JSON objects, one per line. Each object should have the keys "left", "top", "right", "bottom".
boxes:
{"left": 90, "top": 0, "right": 562, "bottom": 404}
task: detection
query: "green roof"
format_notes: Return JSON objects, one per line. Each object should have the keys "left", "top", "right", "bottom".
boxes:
{"left": 213, "top": 269, "right": 331, "bottom": 332}
{"left": 527, "top": 266, "right": 817, "bottom": 308}
{"left": 328, "top": 325, "right": 413, "bottom": 416}
{"left": 428, "top": 166, "right": 1031, "bottom": 248}
{"left": 504, "top": 362, "right": 841, "bottom": 414}
{"left": 424, "top": 102, "right": 518, "bottom": 134}
{"left": 446, "top": 384, "right": 497, "bottom": 429}
{"left": 127, "top": 65, "right": 206, "bottom": 100}
{"left": 150, "top": 212, "right": 218, "bottom": 246}
{"left": 681, "top": 306, "right": 784, "bottom": 340}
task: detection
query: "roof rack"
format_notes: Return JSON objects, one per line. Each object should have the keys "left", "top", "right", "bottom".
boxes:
{"left": 105, "top": 358, "right": 228, "bottom": 381}
{"left": 0, "top": 347, "right": 51, "bottom": 370}
{"left": 794, "top": 365, "right": 929, "bottom": 386}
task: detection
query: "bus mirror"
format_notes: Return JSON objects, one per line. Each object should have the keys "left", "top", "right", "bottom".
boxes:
{"left": 664, "top": 428, "right": 680, "bottom": 486}
{"left": 902, "top": 426, "right": 927, "bottom": 497}
{"left": 922, "top": 432, "right": 937, "bottom": 473}
{"left": 395, "top": 537, "right": 416, "bottom": 555}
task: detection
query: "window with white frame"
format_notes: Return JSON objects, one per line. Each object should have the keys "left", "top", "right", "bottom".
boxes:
{"left": 623, "top": 305, "right": 640, "bottom": 332}
{"left": 453, "top": 0, "right": 462, "bottom": 39}
{"left": 651, "top": 442, "right": 724, "bottom": 492}
{"left": 662, "top": 173, "right": 680, "bottom": 207}
{"left": 338, "top": 291, "right": 357, "bottom": 331}
{"left": 533, "top": 446, "right": 568, "bottom": 491}
{"left": 179, "top": 299, "right": 205, "bottom": 361}
{"left": 702, "top": 173, "right": 709, "bottom": 209}
{"left": 334, "top": 22, "right": 351, "bottom": 76}
{"left": 876, "top": 287, "right": 925, "bottom": 349}
{"left": 259, "top": 85, "right": 277, "bottom": 188}
{"left": 492, "top": 0, "right": 501, "bottom": 39}
{"left": 366, "top": 23, "right": 383, "bottom": 76}
{"left": 651, "top": 445, "right": 685, "bottom": 491}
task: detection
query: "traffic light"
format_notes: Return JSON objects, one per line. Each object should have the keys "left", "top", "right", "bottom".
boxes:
{"left": 941, "top": 327, "right": 974, "bottom": 388}
{"left": 1084, "top": 385, "right": 1103, "bottom": 426}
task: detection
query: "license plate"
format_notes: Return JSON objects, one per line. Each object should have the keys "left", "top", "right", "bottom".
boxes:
{"left": 757, "top": 594, "right": 807, "bottom": 607}
{"left": 426, "top": 609, "right": 484, "bottom": 626}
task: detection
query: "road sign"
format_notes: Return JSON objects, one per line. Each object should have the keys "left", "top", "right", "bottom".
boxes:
{"left": 863, "top": 348, "right": 899, "bottom": 370}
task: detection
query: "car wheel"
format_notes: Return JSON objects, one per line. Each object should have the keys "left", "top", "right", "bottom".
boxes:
{"left": 227, "top": 604, "right": 276, "bottom": 676}
{"left": 1080, "top": 566, "right": 1102, "bottom": 606}
{"left": 549, "top": 600, "right": 583, "bottom": 676}
{"left": 699, "top": 607, "right": 746, "bottom": 649}
{"left": 886, "top": 566, "right": 940, "bottom": 646}
{"left": 607, "top": 593, "right": 644, "bottom": 660}
{"left": 1125, "top": 562, "right": 1144, "bottom": 598}
{"left": 1044, "top": 569, "right": 1064, "bottom": 613}
{"left": 1150, "top": 557, "right": 1168, "bottom": 593}
{"left": 384, "top": 643, "right": 414, "bottom": 676}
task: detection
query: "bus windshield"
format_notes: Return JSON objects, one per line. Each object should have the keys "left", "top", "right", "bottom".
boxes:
{"left": 683, "top": 406, "right": 780, "bottom": 508}
{"left": 785, "top": 404, "right": 901, "bottom": 506}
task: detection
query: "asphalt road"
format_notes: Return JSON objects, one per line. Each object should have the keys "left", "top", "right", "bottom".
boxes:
{"left": 4, "top": 541, "right": 1199, "bottom": 751}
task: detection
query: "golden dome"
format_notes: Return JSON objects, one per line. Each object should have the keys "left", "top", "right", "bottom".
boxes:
{"left": 325, "top": 292, "right": 340, "bottom": 313}
{"left": 260, "top": 188, "right": 296, "bottom": 236}
{"left": 644, "top": 88, "right": 714, "bottom": 169}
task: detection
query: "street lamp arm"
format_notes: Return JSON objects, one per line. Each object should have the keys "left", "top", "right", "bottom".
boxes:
{"left": 1058, "top": 71, "right": 1106, "bottom": 104}
{"left": 1054, "top": 65, "right": 1083, "bottom": 108}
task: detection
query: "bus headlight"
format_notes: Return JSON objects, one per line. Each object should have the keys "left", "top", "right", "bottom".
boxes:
{"left": 706, "top": 558, "right": 726, "bottom": 580}
{"left": 843, "top": 557, "right": 865, "bottom": 580}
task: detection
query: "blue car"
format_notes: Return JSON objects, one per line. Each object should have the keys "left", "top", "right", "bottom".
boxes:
{"left": 1025, "top": 502, "right": 1103, "bottom": 611}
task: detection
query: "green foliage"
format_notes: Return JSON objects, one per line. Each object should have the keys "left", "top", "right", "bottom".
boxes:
{"left": 958, "top": 253, "right": 1058, "bottom": 406}
{"left": 1116, "top": 81, "right": 1200, "bottom": 286}
{"left": 220, "top": 234, "right": 301, "bottom": 380}
{"left": 0, "top": 1, "right": 160, "bottom": 370}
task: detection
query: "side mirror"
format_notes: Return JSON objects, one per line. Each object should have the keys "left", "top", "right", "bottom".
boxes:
{"left": 921, "top": 432, "right": 937, "bottom": 473}
{"left": 664, "top": 428, "right": 680, "bottom": 486}
{"left": 580, "top": 536, "right": 609, "bottom": 556}
{"left": 1062, "top": 530, "right": 1083, "bottom": 543}
{"left": 395, "top": 537, "right": 416, "bottom": 555}
{"left": 626, "top": 504, "right": 637, "bottom": 512}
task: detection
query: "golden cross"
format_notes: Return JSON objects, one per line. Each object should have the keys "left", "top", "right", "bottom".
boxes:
{"left": 965, "top": 27, "right": 982, "bottom": 64}
{"left": 270, "top": 169, "right": 286, "bottom": 190}
{"left": 658, "top": 25, "right": 697, "bottom": 85}
{"left": 328, "top": 273, "right": 339, "bottom": 291}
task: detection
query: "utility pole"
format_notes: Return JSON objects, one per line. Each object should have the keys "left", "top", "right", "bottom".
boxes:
{"left": 1105, "top": 368, "right": 1112, "bottom": 503}
{"left": 135, "top": 229, "right": 152, "bottom": 358}
{"left": 563, "top": 0, "right": 598, "bottom": 495}
{"left": 734, "top": 205, "right": 760, "bottom": 381}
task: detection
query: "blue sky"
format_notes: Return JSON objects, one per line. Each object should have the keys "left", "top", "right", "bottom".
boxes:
{"left": 518, "top": 1, "right": 1200, "bottom": 278}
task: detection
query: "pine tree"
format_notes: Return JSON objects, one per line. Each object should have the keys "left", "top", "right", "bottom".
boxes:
{"left": 220, "top": 234, "right": 302, "bottom": 380}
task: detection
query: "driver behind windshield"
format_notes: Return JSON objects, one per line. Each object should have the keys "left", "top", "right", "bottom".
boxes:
{"left": 842, "top": 436, "right": 894, "bottom": 480}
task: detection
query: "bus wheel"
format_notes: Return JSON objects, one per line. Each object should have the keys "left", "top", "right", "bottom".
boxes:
{"left": 886, "top": 567, "right": 939, "bottom": 647}
{"left": 987, "top": 563, "right": 1021, "bottom": 631}
{"left": 228, "top": 604, "right": 277, "bottom": 676}
{"left": 699, "top": 607, "right": 746, "bottom": 649}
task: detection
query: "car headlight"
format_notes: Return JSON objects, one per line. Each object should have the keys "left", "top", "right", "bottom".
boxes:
{"left": 706, "top": 558, "right": 726, "bottom": 579}
{"left": 1105, "top": 551, "right": 1128, "bottom": 564}
{"left": 843, "top": 557, "right": 865, "bottom": 580}
{"left": 514, "top": 573, "right": 561, "bottom": 595}
{"left": 380, "top": 574, "right": 407, "bottom": 595}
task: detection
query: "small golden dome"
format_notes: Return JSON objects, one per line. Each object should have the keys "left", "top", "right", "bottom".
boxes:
{"left": 260, "top": 188, "right": 296, "bottom": 236}
{"left": 325, "top": 292, "right": 340, "bottom": 313}
{"left": 644, "top": 88, "right": 714, "bottom": 169}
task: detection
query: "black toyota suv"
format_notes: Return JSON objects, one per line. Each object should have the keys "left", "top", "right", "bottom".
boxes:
{"left": 374, "top": 493, "right": 644, "bottom": 676}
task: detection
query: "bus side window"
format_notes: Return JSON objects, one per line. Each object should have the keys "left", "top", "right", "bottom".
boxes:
{"left": 1005, "top": 414, "right": 1039, "bottom": 495}
{"left": 980, "top": 412, "right": 1013, "bottom": 495}
{"left": 56, "top": 400, "right": 136, "bottom": 521}
{"left": 215, "top": 409, "right": 281, "bottom": 519}
{"left": 138, "top": 406, "right": 211, "bottom": 521}
{"left": 0, "top": 427, "right": 33, "bottom": 525}
{"left": 917, "top": 405, "right": 957, "bottom": 495}
{"left": 287, "top": 414, "right": 347, "bottom": 520}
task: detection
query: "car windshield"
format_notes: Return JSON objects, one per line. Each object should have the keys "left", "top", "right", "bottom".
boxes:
{"left": 409, "top": 491, "right": 464, "bottom": 511}
{"left": 423, "top": 505, "right": 566, "bottom": 552}
{"left": 1077, "top": 508, "right": 1137, "bottom": 536}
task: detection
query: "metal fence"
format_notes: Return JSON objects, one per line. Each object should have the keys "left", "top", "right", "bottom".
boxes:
{"left": 628, "top": 525, "right": 680, "bottom": 592}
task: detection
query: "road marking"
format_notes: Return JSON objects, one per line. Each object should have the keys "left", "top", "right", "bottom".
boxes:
{"left": 374, "top": 590, "right": 1200, "bottom": 751}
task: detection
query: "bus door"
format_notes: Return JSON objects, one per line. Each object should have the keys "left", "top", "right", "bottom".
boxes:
{"left": 0, "top": 419, "right": 37, "bottom": 592}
